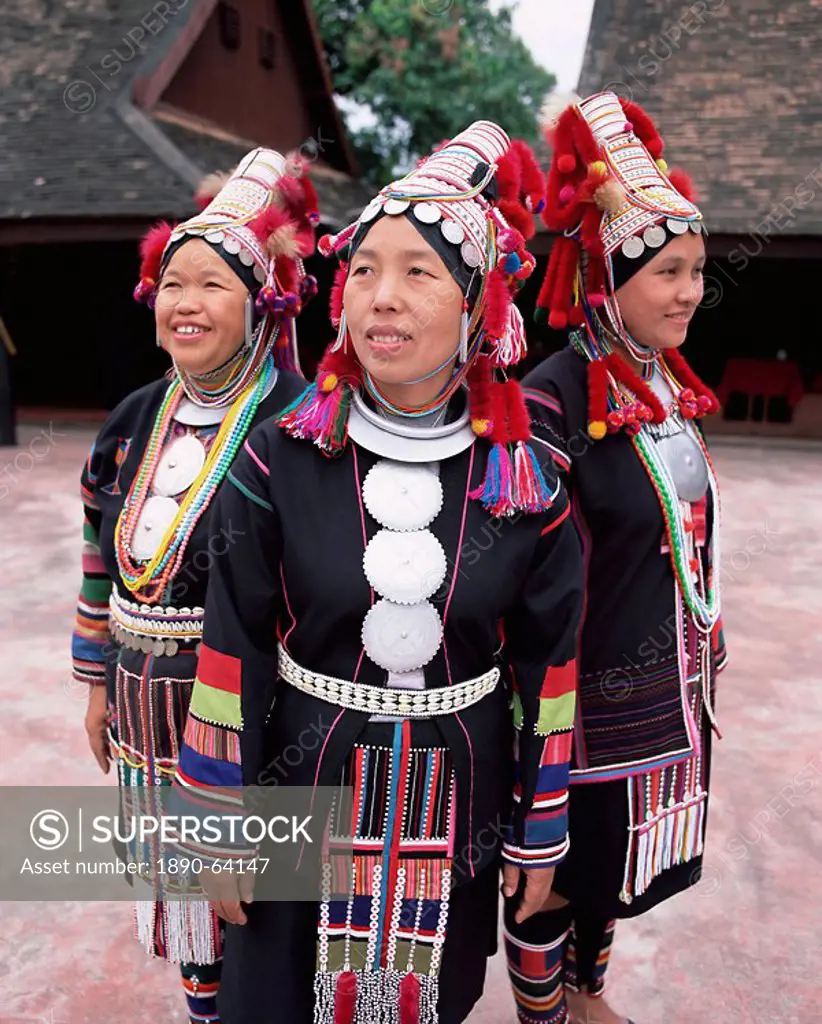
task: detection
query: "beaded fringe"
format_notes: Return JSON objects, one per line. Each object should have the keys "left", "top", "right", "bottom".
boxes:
{"left": 314, "top": 969, "right": 438, "bottom": 1024}
{"left": 135, "top": 898, "right": 218, "bottom": 965}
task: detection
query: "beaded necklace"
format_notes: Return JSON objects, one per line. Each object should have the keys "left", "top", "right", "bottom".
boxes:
{"left": 175, "top": 318, "right": 278, "bottom": 409}
{"left": 115, "top": 355, "right": 274, "bottom": 603}
{"left": 571, "top": 329, "right": 721, "bottom": 631}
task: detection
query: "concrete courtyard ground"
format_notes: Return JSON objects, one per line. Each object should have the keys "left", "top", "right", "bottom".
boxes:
{"left": 1, "top": 424, "right": 821, "bottom": 1024}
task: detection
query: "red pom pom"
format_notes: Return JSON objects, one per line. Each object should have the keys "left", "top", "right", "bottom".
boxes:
{"left": 548, "top": 311, "right": 568, "bottom": 330}
{"left": 568, "top": 305, "right": 585, "bottom": 327}
{"left": 587, "top": 292, "right": 605, "bottom": 308}
{"left": 557, "top": 154, "right": 576, "bottom": 175}
{"left": 558, "top": 185, "right": 575, "bottom": 205}
{"left": 623, "top": 121, "right": 634, "bottom": 133}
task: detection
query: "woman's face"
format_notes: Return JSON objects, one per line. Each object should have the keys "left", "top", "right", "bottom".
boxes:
{"left": 154, "top": 238, "right": 248, "bottom": 375}
{"left": 344, "top": 215, "right": 464, "bottom": 388}
{"left": 615, "top": 231, "right": 706, "bottom": 351}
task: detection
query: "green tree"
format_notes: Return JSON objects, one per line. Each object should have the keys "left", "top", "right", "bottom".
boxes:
{"left": 313, "top": 0, "right": 556, "bottom": 185}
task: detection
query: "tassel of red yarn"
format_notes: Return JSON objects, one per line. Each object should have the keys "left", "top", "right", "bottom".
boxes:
{"left": 663, "top": 349, "right": 720, "bottom": 414}
{"left": 483, "top": 267, "right": 512, "bottom": 341}
{"left": 503, "top": 378, "right": 532, "bottom": 443}
{"left": 330, "top": 265, "right": 348, "bottom": 327}
{"left": 333, "top": 971, "right": 357, "bottom": 1024}
{"left": 585, "top": 254, "right": 607, "bottom": 308}
{"left": 586, "top": 358, "right": 610, "bottom": 440}
{"left": 546, "top": 236, "right": 580, "bottom": 330}
{"left": 399, "top": 972, "right": 421, "bottom": 1024}
{"left": 467, "top": 355, "right": 495, "bottom": 440}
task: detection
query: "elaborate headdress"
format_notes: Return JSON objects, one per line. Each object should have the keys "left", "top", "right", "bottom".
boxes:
{"left": 279, "top": 121, "right": 555, "bottom": 518}
{"left": 134, "top": 148, "right": 320, "bottom": 379}
{"left": 535, "top": 91, "right": 719, "bottom": 439}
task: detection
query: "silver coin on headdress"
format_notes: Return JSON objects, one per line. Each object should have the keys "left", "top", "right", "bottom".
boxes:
{"left": 460, "top": 241, "right": 482, "bottom": 268}
{"left": 359, "top": 199, "right": 383, "bottom": 223}
{"left": 621, "top": 236, "right": 645, "bottom": 259}
{"left": 666, "top": 218, "right": 689, "bottom": 235}
{"left": 413, "top": 202, "right": 442, "bottom": 224}
{"left": 643, "top": 225, "right": 668, "bottom": 249}
{"left": 440, "top": 218, "right": 465, "bottom": 245}
{"left": 384, "top": 198, "right": 410, "bottom": 216}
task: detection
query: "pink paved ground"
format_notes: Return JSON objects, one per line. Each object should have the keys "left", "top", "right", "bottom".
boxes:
{"left": 1, "top": 424, "right": 821, "bottom": 1024}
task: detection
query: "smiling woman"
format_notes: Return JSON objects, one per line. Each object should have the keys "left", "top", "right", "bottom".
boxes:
{"left": 615, "top": 231, "right": 706, "bottom": 354}
{"left": 69, "top": 148, "right": 319, "bottom": 1024}
{"left": 505, "top": 91, "right": 727, "bottom": 1024}
{"left": 155, "top": 238, "right": 252, "bottom": 376}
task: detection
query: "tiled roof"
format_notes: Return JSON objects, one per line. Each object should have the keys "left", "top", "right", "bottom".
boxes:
{"left": 578, "top": 0, "right": 822, "bottom": 235}
{"left": 0, "top": 0, "right": 365, "bottom": 226}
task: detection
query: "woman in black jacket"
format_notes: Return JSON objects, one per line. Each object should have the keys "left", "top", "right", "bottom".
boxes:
{"left": 505, "top": 92, "right": 727, "bottom": 1024}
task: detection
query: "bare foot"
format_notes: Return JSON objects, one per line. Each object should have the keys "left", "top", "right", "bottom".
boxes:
{"left": 566, "top": 988, "right": 630, "bottom": 1024}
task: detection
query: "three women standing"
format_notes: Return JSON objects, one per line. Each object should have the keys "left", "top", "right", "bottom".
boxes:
{"left": 72, "top": 148, "right": 319, "bottom": 1022}
{"left": 505, "top": 91, "right": 726, "bottom": 1024}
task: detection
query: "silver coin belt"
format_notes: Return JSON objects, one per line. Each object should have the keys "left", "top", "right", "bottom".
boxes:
{"left": 278, "top": 644, "right": 499, "bottom": 718}
{"left": 109, "top": 591, "right": 204, "bottom": 658}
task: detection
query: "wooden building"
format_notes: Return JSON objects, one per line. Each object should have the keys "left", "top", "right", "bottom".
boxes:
{"left": 0, "top": 0, "right": 369, "bottom": 423}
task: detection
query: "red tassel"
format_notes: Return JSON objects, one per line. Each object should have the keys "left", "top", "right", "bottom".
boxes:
{"left": 585, "top": 255, "right": 606, "bottom": 306}
{"left": 333, "top": 971, "right": 357, "bottom": 1024}
{"left": 330, "top": 265, "right": 348, "bottom": 327}
{"left": 547, "top": 236, "right": 579, "bottom": 329}
{"left": 495, "top": 145, "right": 521, "bottom": 203}
{"left": 138, "top": 221, "right": 174, "bottom": 283}
{"left": 486, "top": 380, "right": 510, "bottom": 446}
{"left": 510, "top": 139, "right": 546, "bottom": 214}
{"left": 663, "top": 349, "right": 720, "bottom": 413}
{"left": 619, "top": 100, "right": 664, "bottom": 157}
{"left": 399, "top": 972, "right": 421, "bottom": 1024}
{"left": 504, "top": 379, "right": 532, "bottom": 443}
{"left": 467, "top": 355, "right": 495, "bottom": 437}
{"left": 483, "top": 267, "right": 512, "bottom": 340}
{"left": 580, "top": 205, "right": 605, "bottom": 258}
{"left": 543, "top": 109, "right": 584, "bottom": 231}
{"left": 586, "top": 359, "right": 610, "bottom": 440}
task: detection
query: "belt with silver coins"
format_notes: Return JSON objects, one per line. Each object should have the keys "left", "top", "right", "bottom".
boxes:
{"left": 278, "top": 644, "right": 500, "bottom": 718}
{"left": 109, "top": 591, "right": 203, "bottom": 657}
